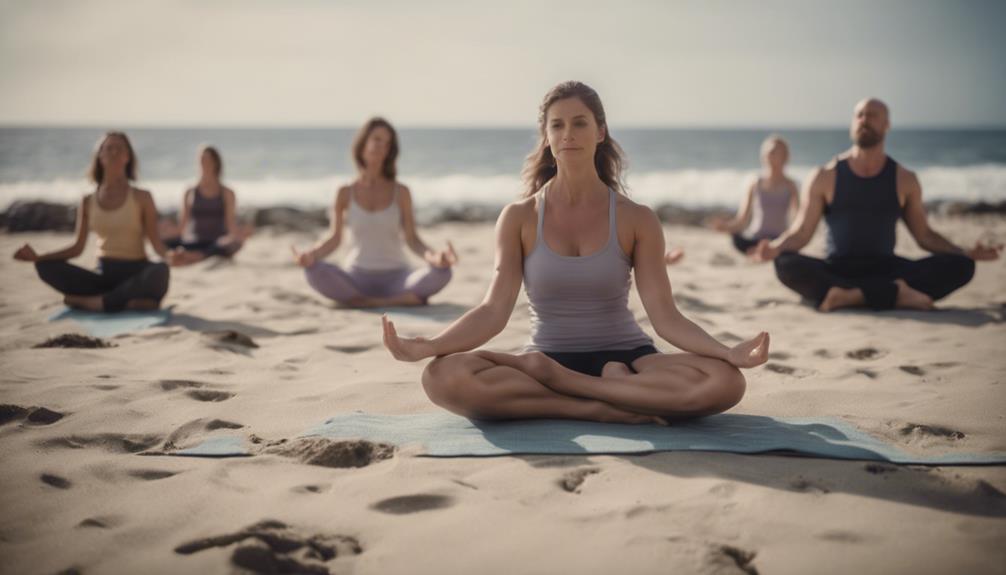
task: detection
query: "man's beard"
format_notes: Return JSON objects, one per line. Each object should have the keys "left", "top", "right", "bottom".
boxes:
{"left": 854, "top": 127, "right": 883, "bottom": 148}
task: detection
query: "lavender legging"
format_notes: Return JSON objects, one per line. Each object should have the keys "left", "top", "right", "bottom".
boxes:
{"left": 305, "top": 263, "right": 452, "bottom": 304}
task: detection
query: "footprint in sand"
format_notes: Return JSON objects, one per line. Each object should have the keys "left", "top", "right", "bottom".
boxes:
{"left": 77, "top": 516, "right": 122, "bottom": 529}
{"left": 1, "top": 405, "right": 65, "bottom": 426}
{"left": 39, "top": 433, "right": 163, "bottom": 454}
{"left": 817, "top": 530, "right": 867, "bottom": 544}
{"left": 813, "top": 349, "right": 834, "bottom": 359}
{"left": 92, "top": 384, "right": 120, "bottom": 391}
{"left": 558, "top": 468, "right": 600, "bottom": 493}
{"left": 899, "top": 365, "right": 926, "bottom": 376}
{"left": 186, "top": 390, "right": 235, "bottom": 402}
{"left": 763, "top": 363, "right": 798, "bottom": 376}
{"left": 707, "top": 544, "right": 759, "bottom": 575}
{"left": 863, "top": 463, "right": 898, "bottom": 475}
{"left": 159, "top": 379, "right": 205, "bottom": 391}
{"left": 324, "top": 344, "right": 374, "bottom": 354}
{"left": 789, "top": 476, "right": 831, "bottom": 494}
{"left": 33, "top": 334, "right": 115, "bottom": 349}
{"left": 126, "top": 469, "right": 179, "bottom": 481}
{"left": 203, "top": 330, "right": 259, "bottom": 350}
{"left": 264, "top": 438, "right": 395, "bottom": 469}
{"left": 40, "top": 473, "right": 72, "bottom": 489}
{"left": 370, "top": 494, "right": 454, "bottom": 515}
{"left": 853, "top": 368, "right": 878, "bottom": 379}
{"left": 845, "top": 347, "right": 888, "bottom": 361}
{"left": 292, "top": 484, "right": 331, "bottom": 494}
{"left": 174, "top": 519, "right": 361, "bottom": 574}
{"left": 899, "top": 423, "right": 965, "bottom": 440}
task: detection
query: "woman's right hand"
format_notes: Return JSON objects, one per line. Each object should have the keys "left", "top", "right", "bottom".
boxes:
{"left": 13, "top": 244, "right": 38, "bottom": 262}
{"left": 290, "top": 245, "right": 316, "bottom": 268}
{"left": 382, "top": 315, "right": 436, "bottom": 362}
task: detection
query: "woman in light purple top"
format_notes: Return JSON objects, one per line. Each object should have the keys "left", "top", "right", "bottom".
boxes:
{"left": 292, "top": 118, "right": 456, "bottom": 307}
{"left": 382, "top": 82, "right": 770, "bottom": 424}
{"left": 709, "top": 135, "right": 799, "bottom": 256}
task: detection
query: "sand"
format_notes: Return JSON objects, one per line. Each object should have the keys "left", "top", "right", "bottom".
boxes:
{"left": 1, "top": 217, "right": 1005, "bottom": 575}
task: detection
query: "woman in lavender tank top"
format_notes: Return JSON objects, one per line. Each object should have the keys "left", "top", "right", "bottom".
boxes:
{"left": 292, "top": 118, "right": 457, "bottom": 307}
{"left": 382, "top": 82, "right": 770, "bottom": 424}
{"left": 709, "top": 135, "right": 799, "bottom": 256}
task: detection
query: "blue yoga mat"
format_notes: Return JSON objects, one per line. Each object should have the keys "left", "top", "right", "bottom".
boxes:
{"left": 163, "top": 412, "right": 1006, "bottom": 465}
{"left": 49, "top": 307, "right": 171, "bottom": 338}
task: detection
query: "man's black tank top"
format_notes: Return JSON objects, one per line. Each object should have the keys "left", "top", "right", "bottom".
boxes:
{"left": 825, "top": 157, "right": 902, "bottom": 259}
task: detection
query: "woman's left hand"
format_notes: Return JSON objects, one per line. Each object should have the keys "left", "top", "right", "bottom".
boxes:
{"left": 425, "top": 241, "right": 459, "bottom": 268}
{"left": 727, "top": 332, "right": 770, "bottom": 368}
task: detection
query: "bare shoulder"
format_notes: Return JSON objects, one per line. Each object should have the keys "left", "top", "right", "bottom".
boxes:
{"left": 396, "top": 183, "right": 413, "bottom": 202}
{"left": 618, "top": 195, "right": 661, "bottom": 230}
{"left": 132, "top": 188, "right": 154, "bottom": 204}
{"left": 334, "top": 185, "right": 353, "bottom": 205}
{"left": 501, "top": 196, "right": 537, "bottom": 225}
{"left": 896, "top": 163, "right": 920, "bottom": 184}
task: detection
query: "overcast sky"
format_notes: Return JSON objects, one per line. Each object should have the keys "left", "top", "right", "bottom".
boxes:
{"left": 2, "top": 0, "right": 1003, "bottom": 127}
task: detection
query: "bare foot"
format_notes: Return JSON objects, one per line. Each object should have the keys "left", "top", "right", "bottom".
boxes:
{"left": 125, "top": 299, "right": 161, "bottom": 311}
{"left": 584, "top": 401, "right": 668, "bottom": 426}
{"left": 473, "top": 350, "right": 558, "bottom": 385}
{"left": 600, "top": 361, "right": 633, "bottom": 379}
{"left": 894, "top": 279, "right": 934, "bottom": 310}
{"left": 64, "top": 295, "right": 104, "bottom": 311}
{"left": 818, "top": 286, "right": 865, "bottom": 312}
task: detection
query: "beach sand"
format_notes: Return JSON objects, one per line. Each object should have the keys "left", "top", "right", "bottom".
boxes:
{"left": 1, "top": 217, "right": 1005, "bottom": 575}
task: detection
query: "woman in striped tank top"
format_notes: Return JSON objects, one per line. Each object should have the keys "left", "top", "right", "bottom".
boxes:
{"left": 13, "top": 132, "right": 172, "bottom": 312}
{"left": 382, "top": 82, "right": 770, "bottom": 424}
{"left": 292, "top": 118, "right": 456, "bottom": 307}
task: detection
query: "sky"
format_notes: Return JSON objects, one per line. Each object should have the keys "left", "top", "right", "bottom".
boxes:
{"left": 1, "top": 0, "right": 1004, "bottom": 128}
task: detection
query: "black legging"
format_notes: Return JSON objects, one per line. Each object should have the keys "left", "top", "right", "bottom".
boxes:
{"left": 773, "top": 252, "right": 975, "bottom": 310}
{"left": 164, "top": 237, "right": 241, "bottom": 258}
{"left": 35, "top": 258, "right": 170, "bottom": 312}
{"left": 731, "top": 234, "right": 760, "bottom": 254}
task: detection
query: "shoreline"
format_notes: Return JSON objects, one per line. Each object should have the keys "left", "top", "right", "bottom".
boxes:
{"left": 3, "top": 198, "right": 1005, "bottom": 233}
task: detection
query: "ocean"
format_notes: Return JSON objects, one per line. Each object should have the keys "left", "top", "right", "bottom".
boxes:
{"left": 1, "top": 127, "right": 1004, "bottom": 213}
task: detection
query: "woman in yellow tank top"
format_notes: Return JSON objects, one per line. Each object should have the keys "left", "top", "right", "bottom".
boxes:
{"left": 13, "top": 132, "right": 174, "bottom": 312}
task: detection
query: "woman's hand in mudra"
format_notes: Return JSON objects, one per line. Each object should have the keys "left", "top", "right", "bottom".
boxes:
{"left": 727, "top": 332, "right": 770, "bottom": 368}
{"left": 382, "top": 315, "right": 437, "bottom": 362}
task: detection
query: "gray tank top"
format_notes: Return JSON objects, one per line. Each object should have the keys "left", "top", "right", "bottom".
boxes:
{"left": 183, "top": 187, "right": 227, "bottom": 242}
{"left": 522, "top": 186, "right": 653, "bottom": 352}
{"left": 743, "top": 179, "right": 791, "bottom": 240}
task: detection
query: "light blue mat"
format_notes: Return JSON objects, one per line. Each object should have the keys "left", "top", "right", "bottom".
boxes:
{"left": 165, "top": 412, "right": 1006, "bottom": 465}
{"left": 49, "top": 307, "right": 172, "bottom": 338}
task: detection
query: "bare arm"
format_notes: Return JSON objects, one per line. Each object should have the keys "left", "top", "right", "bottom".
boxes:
{"left": 900, "top": 169, "right": 967, "bottom": 256}
{"left": 175, "top": 188, "right": 193, "bottom": 237}
{"left": 718, "top": 181, "right": 755, "bottom": 234}
{"left": 756, "top": 168, "right": 828, "bottom": 259}
{"left": 398, "top": 186, "right": 432, "bottom": 257}
{"left": 137, "top": 190, "right": 170, "bottom": 259}
{"left": 19, "top": 196, "right": 91, "bottom": 262}
{"left": 634, "top": 206, "right": 767, "bottom": 367}
{"left": 222, "top": 188, "right": 239, "bottom": 238}
{"left": 383, "top": 202, "right": 527, "bottom": 361}
{"left": 296, "top": 187, "right": 349, "bottom": 266}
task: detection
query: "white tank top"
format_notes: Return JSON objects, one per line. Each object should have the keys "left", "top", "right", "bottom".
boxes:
{"left": 344, "top": 183, "right": 410, "bottom": 270}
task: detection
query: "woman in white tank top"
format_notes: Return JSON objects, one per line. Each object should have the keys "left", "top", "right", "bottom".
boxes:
{"left": 381, "top": 82, "right": 770, "bottom": 425}
{"left": 293, "top": 118, "right": 457, "bottom": 307}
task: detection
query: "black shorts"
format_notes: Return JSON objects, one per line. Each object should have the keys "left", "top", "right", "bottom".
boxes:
{"left": 543, "top": 345, "right": 660, "bottom": 377}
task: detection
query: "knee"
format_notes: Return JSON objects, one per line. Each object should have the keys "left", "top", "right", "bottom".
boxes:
{"left": 34, "top": 259, "right": 61, "bottom": 279}
{"left": 149, "top": 262, "right": 170, "bottom": 297}
{"left": 687, "top": 360, "right": 746, "bottom": 415}
{"left": 773, "top": 252, "right": 801, "bottom": 281}
{"left": 421, "top": 355, "right": 484, "bottom": 416}
{"left": 421, "top": 355, "right": 469, "bottom": 410}
{"left": 942, "top": 254, "right": 975, "bottom": 286}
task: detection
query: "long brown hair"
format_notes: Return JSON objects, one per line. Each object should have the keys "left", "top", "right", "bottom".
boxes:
{"left": 521, "top": 81, "right": 627, "bottom": 197}
{"left": 87, "top": 131, "right": 137, "bottom": 184}
{"left": 352, "top": 117, "right": 399, "bottom": 180}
